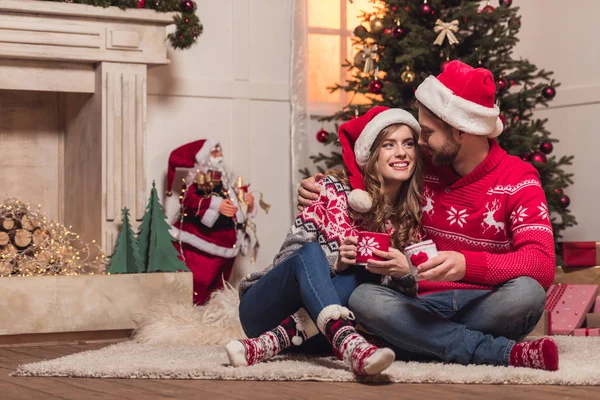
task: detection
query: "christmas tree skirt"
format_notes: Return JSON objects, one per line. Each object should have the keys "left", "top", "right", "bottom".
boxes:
{"left": 11, "top": 336, "right": 600, "bottom": 385}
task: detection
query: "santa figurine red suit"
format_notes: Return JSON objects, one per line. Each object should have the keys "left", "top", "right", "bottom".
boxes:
{"left": 166, "top": 139, "right": 255, "bottom": 305}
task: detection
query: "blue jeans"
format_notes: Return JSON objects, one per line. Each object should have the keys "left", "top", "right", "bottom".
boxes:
{"left": 348, "top": 277, "right": 546, "bottom": 366}
{"left": 239, "top": 242, "right": 379, "bottom": 353}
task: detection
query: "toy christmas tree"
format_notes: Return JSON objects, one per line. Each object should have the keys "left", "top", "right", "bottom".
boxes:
{"left": 139, "top": 181, "right": 188, "bottom": 273}
{"left": 107, "top": 207, "right": 143, "bottom": 274}
{"left": 304, "top": 0, "right": 576, "bottom": 253}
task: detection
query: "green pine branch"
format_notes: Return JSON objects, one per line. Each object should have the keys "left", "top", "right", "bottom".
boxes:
{"left": 37, "top": 0, "right": 203, "bottom": 50}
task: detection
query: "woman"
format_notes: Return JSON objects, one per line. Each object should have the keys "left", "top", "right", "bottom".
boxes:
{"left": 226, "top": 106, "right": 423, "bottom": 376}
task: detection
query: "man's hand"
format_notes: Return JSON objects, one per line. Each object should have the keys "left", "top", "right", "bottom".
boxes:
{"left": 335, "top": 236, "right": 358, "bottom": 272}
{"left": 365, "top": 248, "right": 411, "bottom": 278}
{"left": 416, "top": 251, "right": 466, "bottom": 282}
{"left": 297, "top": 173, "right": 324, "bottom": 212}
{"left": 218, "top": 199, "right": 238, "bottom": 217}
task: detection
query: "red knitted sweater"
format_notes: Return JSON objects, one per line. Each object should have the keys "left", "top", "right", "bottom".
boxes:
{"left": 418, "top": 139, "right": 555, "bottom": 295}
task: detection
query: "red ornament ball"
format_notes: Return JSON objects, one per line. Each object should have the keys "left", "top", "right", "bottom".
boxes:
{"left": 520, "top": 152, "right": 530, "bottom": 162}
{"left": 316, "top": 129, "right": 328, "bottom": 143}
{"left": 369, "top": 80, "right": 384, "bottom": 94}
{"left": 391, "top": 25, "right": 408, "bottom": 39}
{"left": 539, "top": 141, "right": 554, "bottom": 154}
{"left": 419, "top": 3, "right": 435, "bottom": 17}
{"left": 542, "top": 86, "right": 556, "bottom": 99}
{"left": 508, "top": 17, "right": 521, "bottom": 29}
{"left": 138, "top": 0, "right": 146, "bottom": 8}
{"left": 354, "top": 25, "right": 368, "bottom": 38}
{"left": 499, "top": 0, "right": 512, "bottom": 7}
{"left": 440, "top": 59, "right": 451, "bottom": 72}
{"left": 181, "top": 0, "right": 196, "bottom": 13}
{"left": 560, "top": 195, "right": 571, "bottom": 209}
{"left": 528, "top": 151, "right": 547, "bottom": 169}
{"left": 482, "top": 5, "right": 495, "bottom": 13}
{"left": 554, "top": 188, "right": 563, "bottom": 195}
{"left": 496, "top": 77, "right": 508, "bottom": 91}
{"left": 512, "top": 115, "right": 520, "bottom": 124}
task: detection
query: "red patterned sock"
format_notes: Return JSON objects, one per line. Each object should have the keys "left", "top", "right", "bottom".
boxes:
{"left": 509, "top": 337, "right": 559, "bottom": 371}
{"left": 226, "top": 316, "right": 302, "bottom": 367}
{"left": 318, "top": 306, "right": 395, "bottom": 376}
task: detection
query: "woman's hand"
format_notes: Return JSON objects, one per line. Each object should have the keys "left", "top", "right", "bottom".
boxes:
{"left": 334, "top": 236, "right": 358, "bottom": 273}
{"left": 365, "top": 248, "right": 411, "bottom": 278}
{"left": 297, "top": 173, "right": 324, "bottom": 212}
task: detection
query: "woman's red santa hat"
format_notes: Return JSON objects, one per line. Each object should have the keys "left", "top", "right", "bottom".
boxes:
{"left": 415, "top": 60, "right": 503, "bottom": 137}
{"left": 166, "top": 139, "right": 218, "bottom": 196}
{"left": 338, "top": 106, "right": 421, "bottom": 213}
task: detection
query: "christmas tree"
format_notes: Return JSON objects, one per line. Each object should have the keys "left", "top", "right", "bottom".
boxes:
{"left": 304, "top": 0, "right": 575, "bottom": 253}
{"left": 140, "top": 182, "right": 189, "bottom": 273}
{"left": 107, "top": 207, "right": 143, "bottom": 274}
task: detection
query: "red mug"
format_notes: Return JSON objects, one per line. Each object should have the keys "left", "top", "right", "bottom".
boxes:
{"left": 355, "top": 231, "right": 390, "bottom": 265}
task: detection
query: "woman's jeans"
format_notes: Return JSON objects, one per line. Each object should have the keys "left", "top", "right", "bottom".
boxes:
{"left": 238, "top": 242, "right": 378, "bottom": 353}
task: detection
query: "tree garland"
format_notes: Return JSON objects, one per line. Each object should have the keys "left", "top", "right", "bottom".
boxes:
{"left": 39, "top": 0, "right": 203, "bottom": 50}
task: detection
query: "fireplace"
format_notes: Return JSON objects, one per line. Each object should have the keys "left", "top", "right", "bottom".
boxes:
{"left": 0, "top": 1, "right": 173, "bottom": 254}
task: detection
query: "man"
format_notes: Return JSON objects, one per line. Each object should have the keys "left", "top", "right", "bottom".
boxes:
{"left": 167, "top": 139, "right": 254, "bottom": 305}
{"left": 297, "top": 61, "right": 558, "bottom": 370}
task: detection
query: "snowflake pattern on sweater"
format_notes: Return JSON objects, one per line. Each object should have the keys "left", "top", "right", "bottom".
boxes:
{"left": 418, "top": 140, "right": 555, "bottom": 295}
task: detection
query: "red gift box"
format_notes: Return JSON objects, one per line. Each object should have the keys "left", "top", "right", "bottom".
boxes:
{"left": 573, "top": 328, "right": 600, "bottom": 336}
{"left": 562, "top": 242, "right": 600, "bottom": 267}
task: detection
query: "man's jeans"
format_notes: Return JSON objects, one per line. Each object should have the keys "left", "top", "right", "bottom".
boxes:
{"left": 238, "top": 242, "right": 378, "bottom": 353}
{"left": 349, "top": 277, "right": 546, "bottom": 366}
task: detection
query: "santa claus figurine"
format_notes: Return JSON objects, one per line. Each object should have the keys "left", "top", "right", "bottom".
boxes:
{"left": 166, "top": 139, "right": 255, "bottom": 305}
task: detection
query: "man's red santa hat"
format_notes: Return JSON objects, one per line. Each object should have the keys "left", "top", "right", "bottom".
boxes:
{"left": 166, "top": 139, "right": 218, "bottom": 195}
{"left": 338, "top": 106, "right": 421, "bottom": 213}
{"left": 415, "top": 60, "right": 503, "bottom": 138}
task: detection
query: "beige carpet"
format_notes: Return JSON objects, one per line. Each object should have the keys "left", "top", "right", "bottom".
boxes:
{"left": 11, "top": 336, "right": 600, "bottom": 385}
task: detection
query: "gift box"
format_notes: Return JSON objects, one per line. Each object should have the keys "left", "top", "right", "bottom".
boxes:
{"left": 562, "top": 242, "right": 600, "bottom": 267}
{"left": 573, "top": 328, "right": 600, "bottom": 336}
{"left": 587, "top": 313, "right": 600, "bottom": 328}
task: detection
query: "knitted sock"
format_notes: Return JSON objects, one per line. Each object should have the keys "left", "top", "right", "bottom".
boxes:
{"left": 317, "top": 305, "right": 395, "bottom": 376}
{"left": 226, "top": 309, "right": 318, "bottom": 367}
{"left": 509, "top": 337, "right": 559, "bottom": 371}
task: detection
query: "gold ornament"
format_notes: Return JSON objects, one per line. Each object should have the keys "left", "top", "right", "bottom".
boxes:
{"left": 401, "top": 65, "right": 416, "bottom": 83}
{"left": 370, "top": 18, "right": 385, "bottom": 35}
{"left": 433, "top": 19, "right": 460, "bottom": 46}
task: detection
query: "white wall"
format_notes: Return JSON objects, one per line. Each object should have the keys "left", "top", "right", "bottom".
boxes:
{"left": 146, "top": 0, "right": 292, "bottom": 285}
{"left": 515, "top": 0, "right": 600, "bottom": 240}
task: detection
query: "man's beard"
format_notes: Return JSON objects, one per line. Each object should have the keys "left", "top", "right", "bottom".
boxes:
{"left": 431, "top": 137, "right": 460, "bottom": 167}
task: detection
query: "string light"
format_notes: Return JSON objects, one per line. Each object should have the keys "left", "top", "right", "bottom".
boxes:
{"left": 0, "top": 198, "right": 106, "bottom": 277}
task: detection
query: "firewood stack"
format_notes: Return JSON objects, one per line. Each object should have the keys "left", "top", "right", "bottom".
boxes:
{"left": 0, "top": 198, "right": 106, "bottom": 277}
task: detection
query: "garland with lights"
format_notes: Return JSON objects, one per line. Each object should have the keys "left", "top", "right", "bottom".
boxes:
{"left": 0, "top": 198, "right": 106, "bottom": 277}
{"left": 39, "top": 0, "right": 203, "bottom": 50}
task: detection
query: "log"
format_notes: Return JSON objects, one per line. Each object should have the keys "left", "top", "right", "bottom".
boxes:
{"left": 12, "top": 229, "right": 32, "bottom": 248}
{"left": 21, "top": 215, "right": 35, "bottom": 231}
{"left": 3, "top": 244, "right": 18, "bottom": 256}
{"left": 36, "top": 251, "right": 52, "bottom": 265}
{"left": 0, "top": 231, "right": 9, "bottom": 246}
{"left": 32, "top": 228, "right": 47, "bottom": 248}
{"left": 1, "top": 218, "right": 16, "bottom": 231}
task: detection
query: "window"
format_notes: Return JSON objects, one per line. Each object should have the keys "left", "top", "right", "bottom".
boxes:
{"left": 307, "top": 0, "right": 377, "bottom": 115}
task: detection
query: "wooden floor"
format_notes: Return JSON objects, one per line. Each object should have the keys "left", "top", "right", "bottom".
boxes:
{"left": 0, "top": 344, "right": 599, "bottom": 399}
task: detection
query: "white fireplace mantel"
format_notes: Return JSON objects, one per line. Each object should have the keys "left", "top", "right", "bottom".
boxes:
{"left": 0, "top": 1, "right": 175, "bottom": 254}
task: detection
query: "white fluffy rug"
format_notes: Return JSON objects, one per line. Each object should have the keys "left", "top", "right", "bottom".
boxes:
{"left": 11, "top": 336, "right": 600, "bottom": 384}
{"left": 11, "top": 286, "right": 600, "bottom": 384}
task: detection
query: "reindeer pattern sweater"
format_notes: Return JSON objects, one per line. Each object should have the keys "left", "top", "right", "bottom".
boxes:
{"left": 418, "top": 139, "right": 555, "bottom": 295}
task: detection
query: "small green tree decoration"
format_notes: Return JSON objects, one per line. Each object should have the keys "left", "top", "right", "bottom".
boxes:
{"left": 139, "top": 181, "right": 189, "bottom": 273}
{"left": 107, "top": 207, "right": 143, "bottom": 274}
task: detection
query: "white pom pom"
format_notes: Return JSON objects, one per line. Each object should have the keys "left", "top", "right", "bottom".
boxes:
{"left": 292, "top": 335, "right": 304, "bottom": 346}
{"left": 348, "top": 189, "right": 373, "bottom": 213}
